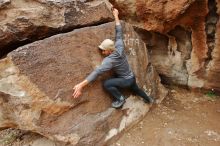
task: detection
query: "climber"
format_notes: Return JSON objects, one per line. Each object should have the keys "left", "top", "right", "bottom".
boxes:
{"left": 72, "top": 8, "right": 155, "bottom": 108}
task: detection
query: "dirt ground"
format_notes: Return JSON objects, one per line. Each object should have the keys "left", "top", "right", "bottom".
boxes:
{"left": 1, "top": 87, "right": 220, "bottom": 146}
{"left": 111, "top": 87, "right": 220, "bottom": 146}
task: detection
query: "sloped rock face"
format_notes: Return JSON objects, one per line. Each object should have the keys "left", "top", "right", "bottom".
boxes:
{"left": 0, "top": 22, "right": 167, "bottom": 146}
{"left": 112, "top": 0, "right": 220, "bottom": 92}
{"left": 0, "top": 0, "right": 113, "bottom": 57}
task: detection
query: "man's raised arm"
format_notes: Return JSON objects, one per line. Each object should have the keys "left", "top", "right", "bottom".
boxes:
{"left": 112, "top": 8, "right": 124, "bottom": 56}
{"left": 113, "top": 8, "right": 123, "bottom": 40}
{"left": 113, "top": 8, "right": 120, "bottom": 26}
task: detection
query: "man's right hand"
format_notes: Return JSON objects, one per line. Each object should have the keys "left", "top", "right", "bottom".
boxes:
{"left": 112, "top": 8, "right": 120, "bottom": 25}
{"left": 112, "top": 8, "right": 119, "bottom": 17}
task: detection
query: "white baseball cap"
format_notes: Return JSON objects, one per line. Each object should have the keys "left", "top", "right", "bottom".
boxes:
{"left": 98, "top": 39, "right": 115, "bottom": 51}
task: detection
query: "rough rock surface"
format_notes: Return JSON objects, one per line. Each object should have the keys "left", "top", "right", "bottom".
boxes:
{"left": 0, "top": 0, "right": 113, "bottom": 57}
{"left": 110, "top": 0, "right": 196, "bottom": 33}
{"left": 112, "top": 0, "right": 220, "bottom": 92}
{"left": 0, "top": 22, "right": 167, "bottom": 146}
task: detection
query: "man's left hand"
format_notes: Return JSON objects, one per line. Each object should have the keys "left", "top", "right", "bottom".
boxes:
{"left": 72, "top": 84, "right": 83, "bottom": 98}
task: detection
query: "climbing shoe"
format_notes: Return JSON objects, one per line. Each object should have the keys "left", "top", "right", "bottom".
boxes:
{"left": 111, "top": 96, "right": 125, "bottom": 109}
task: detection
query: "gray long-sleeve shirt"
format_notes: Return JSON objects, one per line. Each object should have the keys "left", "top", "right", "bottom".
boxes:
{"left": 86, "top": 24, "right": 134, "bottom": 82}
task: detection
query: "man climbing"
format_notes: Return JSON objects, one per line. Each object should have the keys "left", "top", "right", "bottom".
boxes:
{"left": 72, "top": 8, "right": 155, "bottom": 108}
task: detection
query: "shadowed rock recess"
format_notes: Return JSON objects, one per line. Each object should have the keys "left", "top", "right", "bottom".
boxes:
{"left": 0, "top": 22, "right": 167, "bottom": 146}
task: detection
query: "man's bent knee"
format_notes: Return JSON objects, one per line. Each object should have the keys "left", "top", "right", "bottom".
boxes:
{"left": 103, "top": 80, "right": 112, "bottom": 90}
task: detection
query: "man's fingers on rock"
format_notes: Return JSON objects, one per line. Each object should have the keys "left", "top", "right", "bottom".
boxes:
{"left": 74, "top": 92, "right": 80, "bottom": 98}
{"left": 73, "top": 90, "right": 77, "bottom": 97}
{"left": 76, "top": 91, "right": 82, "bottom": 98}
{"left": 75, "top": 90, "right": 81, "bottom": 98}
{"left": 73, "top": 94, "right": 78, "bottom": 98}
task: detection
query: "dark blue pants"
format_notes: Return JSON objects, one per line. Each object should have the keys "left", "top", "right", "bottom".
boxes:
{"left": 103, "top": 76, "right": 150, "bottom": 101}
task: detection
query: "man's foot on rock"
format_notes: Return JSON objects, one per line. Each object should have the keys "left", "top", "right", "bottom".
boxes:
{"left": 112, "top": 97, "right": 125, "bottom": 109}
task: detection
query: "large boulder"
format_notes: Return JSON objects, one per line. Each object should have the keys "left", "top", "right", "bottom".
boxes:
{"left": 0, "top": 0, "right": 113, "bottom": 57}
{"left": 0, "top": 21, "right": 167, "bottom": 146}
{"left": 112, "top": 0, "right": 220, "bottom": 92}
